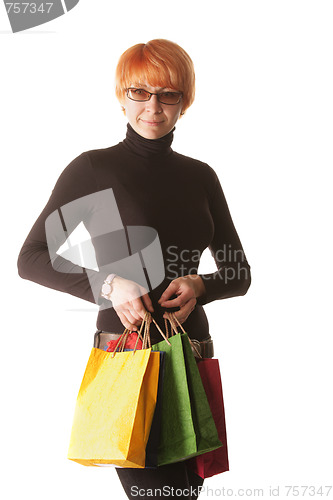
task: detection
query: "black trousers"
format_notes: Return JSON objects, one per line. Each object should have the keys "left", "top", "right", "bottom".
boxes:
{"left": 116, "top": 462, "right": 204, "bottom": 500}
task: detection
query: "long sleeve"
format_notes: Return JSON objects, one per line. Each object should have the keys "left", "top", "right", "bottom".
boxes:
{"left": 197, "top": 171, "right": 251, "bottom": 305}
{"left": 17, "top": 152, "right": 107, "bottom": 304}
{"left": 17, "top": 125, "right": 251, "bottom": 338}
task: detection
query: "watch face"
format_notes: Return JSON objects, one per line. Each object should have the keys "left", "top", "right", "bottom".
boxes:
{"left": 101, "top": 283, "right": 112, "bottom": 295}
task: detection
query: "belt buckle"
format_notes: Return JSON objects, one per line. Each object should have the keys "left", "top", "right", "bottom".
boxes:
{"left": 190, "top": 339, "right": 202, "bottom": 358}
{"left": 94, "top": 331, "right": 122, "bottom": 351}
{"left": 190, "top": 338, "right": 214, "bottom": 359}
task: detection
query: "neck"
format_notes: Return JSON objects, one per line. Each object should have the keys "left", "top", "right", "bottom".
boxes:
{"left": 121, "top": 123, "right": 175, "bottom": 159}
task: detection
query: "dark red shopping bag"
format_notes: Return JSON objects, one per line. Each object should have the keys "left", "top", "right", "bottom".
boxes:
{"left": 187, "top": 358, "right": 229, "bottom": 478}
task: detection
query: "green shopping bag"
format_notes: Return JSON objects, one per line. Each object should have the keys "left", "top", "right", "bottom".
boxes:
{"left": 181, "top": 333, "right": 222, "bottom": 454}
{"left": 151, "top": 331, "right": 221, "bottom": 466}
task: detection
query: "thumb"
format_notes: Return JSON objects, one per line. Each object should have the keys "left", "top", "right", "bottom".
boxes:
{"left": 158, "top": 281, "right": 178, "bottom": 304}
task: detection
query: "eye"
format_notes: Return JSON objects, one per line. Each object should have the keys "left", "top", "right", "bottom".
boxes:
{"left": 133, "top": 88, "right": 147, "bottom": 95}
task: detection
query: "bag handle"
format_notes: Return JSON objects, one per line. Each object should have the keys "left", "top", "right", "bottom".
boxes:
{"left": 132, "top": 312, "right": 149, "bottom": 353}
{"left": 132, "top": 311, "right": 171, "bottom": 354}
{"left": 112, "top": 311, "right": 172, "bottom": 357}
{"left": 111, "top": 322, "right": 145, "bottom": 358}
{"left": 165, "top": 312, "right": 202, "bottom": 358}
{"left": 142, "top": 315, "right": 151, "bottom": 350}
{"left": 142, "top": 312, "right": 171, "bottom": 348}
{"left": 164, "top": 317, "right": 170, "bottom": 339}
{"left": 135, "top": 311, "right": 172, "bottom": 350}
{"left": 151, "top": 315, "right": 171, "bottom": 345}
{"left": 111, "top": 329, "right": 129, "bottom": 357}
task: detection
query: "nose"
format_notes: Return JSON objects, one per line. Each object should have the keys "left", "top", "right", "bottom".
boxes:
{"left": 145, "top": 94, "right": 163, "bottom": 114}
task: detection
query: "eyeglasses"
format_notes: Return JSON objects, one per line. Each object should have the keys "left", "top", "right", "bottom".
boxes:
{"left": 126, "top": 88, "right": 183, "bottom": 105}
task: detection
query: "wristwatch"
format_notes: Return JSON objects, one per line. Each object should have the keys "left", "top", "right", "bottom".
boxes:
{"left": 100, "top": 273, "right": 117, "bottom": 300}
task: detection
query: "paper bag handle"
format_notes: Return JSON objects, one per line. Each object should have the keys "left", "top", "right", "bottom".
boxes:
{"left": 165, "top": 312, "right": 202, "bottom": 358}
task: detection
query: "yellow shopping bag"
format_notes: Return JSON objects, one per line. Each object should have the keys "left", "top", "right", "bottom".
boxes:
{"left": 67, "top": 344, "right": 160, "bottom": 467}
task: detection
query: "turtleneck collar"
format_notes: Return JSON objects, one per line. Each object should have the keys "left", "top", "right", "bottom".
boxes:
{"left": 121, "top": 123, "right": 174, "bottom": 159}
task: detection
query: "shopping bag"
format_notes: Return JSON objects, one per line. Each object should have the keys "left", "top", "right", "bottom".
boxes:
{"left": 145, "top": 351, "right": 166, "bottom": 468}
{"left": 106, "top": 331, "right": 143, "bottom": 352}
{"left": 67, "top": 346, "right": 160, "bottom": 467}
{"left": 181, "top": 334, "right": 223, "bottom": 453}
{"left": 98, "top": 317, "right": 167, "bottom": 469}
{"left": 187, "top": 358, "right": 229, "bottom": 478}
{"left": 151, "top": 332, "right": 222, "bottom": 466}
{"left": 105, "top": 337, "right": 166, "bottom": 468}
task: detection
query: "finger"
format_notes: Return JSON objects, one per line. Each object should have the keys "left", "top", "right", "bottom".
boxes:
{"left": 159, "top": 290, "right": 193, "bottom": 307}
{"left": 161, "top": 285, "right": 194, "bottom": 308}
{"left": 163, "top": 298, "right": 196, "bottom": 323}
{"left": 116, "top": 310, "right": 139, "bottom": 332}
{"left": 158, "top": 281, "right": 179, "bottom": 304}
{"left": 115, "top": 302, "right": 141, "bottom": 323}
{"left": 139, "top": 288, "right": 154, "bottom": 313}
{"left": 131, "top": 297, "right": 151, "bottom": 320}
{"left": 164, "top": 309, "right": 185, "bottom": 325}
{"left": 116, "top": 309, "right": 142, "bottom": 331}
{"left": 160, "top": 297, "right": 182, "bottom": 308}
{"left": 127, "top": 307, "right": 142, "bottom": 322}
{"left": 124, "top": 309, "right": 143, "bottom": 326}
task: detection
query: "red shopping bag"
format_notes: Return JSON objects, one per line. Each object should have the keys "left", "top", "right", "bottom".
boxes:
{"left": 106, "top": 331, "right": 142, "bottom": 352}
{"left": 187, "top": 358, "right": 229, "bottom": 478}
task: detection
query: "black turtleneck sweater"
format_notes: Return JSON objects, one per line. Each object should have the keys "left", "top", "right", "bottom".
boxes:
{"left": 17, "top": 123, "right": 251, "bottom": 343}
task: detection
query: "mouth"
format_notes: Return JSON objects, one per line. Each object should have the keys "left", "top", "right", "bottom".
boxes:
{"left": 140, "top": 119, "right": 164, "bottom": 126}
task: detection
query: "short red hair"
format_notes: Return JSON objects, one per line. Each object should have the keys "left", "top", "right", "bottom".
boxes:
{"left": 115, "top": 39, "right": 195, "bottom": 115}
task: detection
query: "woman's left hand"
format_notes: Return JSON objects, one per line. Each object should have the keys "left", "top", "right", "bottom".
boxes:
{"left": 158, "top": 275, "right": 206, "bottom": 324}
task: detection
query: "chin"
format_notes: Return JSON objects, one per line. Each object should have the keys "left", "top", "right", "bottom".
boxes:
{"left": 139, "top": 128, "right": 166, "bottom": 140}
{"left": 146, "top": 131, "right": 165, "bottom": 140}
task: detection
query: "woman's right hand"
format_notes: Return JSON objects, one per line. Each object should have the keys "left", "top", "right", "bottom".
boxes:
{"left": 107, "top": 276, "right": 154, "bottom": 331}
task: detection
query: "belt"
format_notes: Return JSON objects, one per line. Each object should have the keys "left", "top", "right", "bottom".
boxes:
{"left": 93, "top": 330, "right": 214, "bottom": 359}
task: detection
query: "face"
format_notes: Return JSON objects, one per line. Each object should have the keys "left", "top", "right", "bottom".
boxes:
{"left": 122, "top": 82, "right": 183, "bottom": 140}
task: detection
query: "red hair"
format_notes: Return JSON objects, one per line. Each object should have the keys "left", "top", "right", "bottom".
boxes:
{"left": 115, "top": 39, "right": 195, "bottom": 115}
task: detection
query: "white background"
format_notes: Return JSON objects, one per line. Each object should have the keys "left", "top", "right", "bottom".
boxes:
{"left": 1, "top": 1, "right": 332, "bottom": 499}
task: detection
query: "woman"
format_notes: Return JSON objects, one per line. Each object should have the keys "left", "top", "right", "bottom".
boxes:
{"left": 17, "top": 39, "right": 251, "bottom": 499}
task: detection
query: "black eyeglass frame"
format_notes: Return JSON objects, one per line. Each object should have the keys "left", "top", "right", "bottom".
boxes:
{"left": 126, "top": 87, "right": 183, "bottom": 105}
